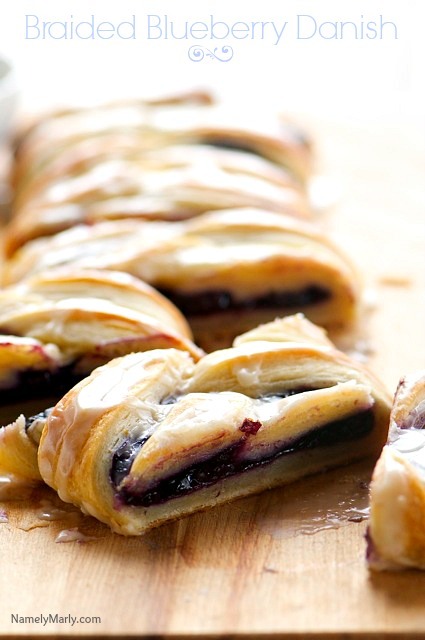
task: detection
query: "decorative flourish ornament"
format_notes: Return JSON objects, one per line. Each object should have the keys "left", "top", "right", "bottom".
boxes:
{"left": 188, "top": 45, "right": 234, "bottom": 62}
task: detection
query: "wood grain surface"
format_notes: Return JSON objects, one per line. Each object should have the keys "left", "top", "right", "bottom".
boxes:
{"left": 0, "top": 113, "right": 424, "bottom": 639}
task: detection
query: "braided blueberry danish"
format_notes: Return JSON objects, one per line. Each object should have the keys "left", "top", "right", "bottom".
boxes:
{"left": 0, "top": 268, "right": 201, "bottom": 480}
{"left": 368, "top": 370, "right": 425, "bottom": 570}
{"left": 37, "top": 315, "right": 391, "bottom": 535}
{"left": 6, "top": 96, "right": 311, "bottom": 256}
{"left": 3, "top": 209, "right": 360, "bottom": 349}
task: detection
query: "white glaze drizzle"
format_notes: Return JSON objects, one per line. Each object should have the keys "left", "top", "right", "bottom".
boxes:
{"left": 55, "top": 527, "right": 98, "bottom": 543}
{"left": 387, "top": 399, "right": 425, "bottom": 474}
{"left": 41, "top": 351, "right": 193, "bottom": 502}
{"left": 55, "top": 355, "right": 154, "bottom": 493}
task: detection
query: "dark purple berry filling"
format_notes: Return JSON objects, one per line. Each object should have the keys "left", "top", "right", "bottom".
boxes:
{"left": 365, "top": 527, "right": 373, "bottom": 561}
{"left": 239, "top": 418, "right": 262, "bottom": 435}
{"left": 24, "top": 408, "right": 53, "bottom": 432}
{"left": 365, "top": 526, "right": 383, "bottom": 566}
{"left": 0, "top": 366, "right": 83, "bottom": 402}
{"left": 111, "top": 434, "right": 152, "bottom": 488}
{"left": 112, "top": 407, "right": 374, "bottom": 508}
{"left": 110, "top": 390, "right": 307, "bottom": 491}
{"left": 158, "top": 286, "right": 330, "bottom": 317}
{"left": 204, "top": 139, "right": 271, "bottom": 156}
{"left": 159, "top": 395, "right": 179, "bottom": 406}
{"left": 400, "top": 412, "right": 425, "bottom": 431}
{"left": 0, "top": 366, "right": 86, "bottom": 425}
{"left": 204, "top": 130, "right": 310, "bottom": 158}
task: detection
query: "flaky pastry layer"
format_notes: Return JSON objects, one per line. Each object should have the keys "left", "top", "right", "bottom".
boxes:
{"left": 37, "top": 315, "right": 391, "bottom": 535}
{"left": 368, "top": 370, "right": 425, "bottom": 570}
{"left": 0, "top": 268, "right": 201, "bottom": 363}
{"left": 6, "top": 93, "right": 312, "bottom": 256}
{"left": 2, "top": 209, "right": 360, "bottom": 344}
{"left": 0, "top": 268, "right": 202, "bottom": 480}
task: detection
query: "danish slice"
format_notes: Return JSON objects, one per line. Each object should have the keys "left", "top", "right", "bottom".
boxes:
{"left": 11, "top": 91, "right": 214, "bottom": 190}
{"left": 0, "top": 268, "right": 201, "bottom": 420}
{"left": 2, "top": 209, "right": 360, "bottom": 348}
{"left": 6, "top": 96, "right": 311, "bottom": 256}
{"left": 5, "top": 146, "right": 309, "bottom": 255}
{"left": 14, "top": 142, "right": 298, "bottom": 211}
{"left": 38, "top": 315, "right": 391, "bottom": 535}
{"left": 0, "top": 412, "right": 46, "bottom": 481}
{"left": 0, "top": 269, "right": 201, "bottom": 482}
{"left": 367, "top": 370, "right": 425, "bottom": 570}
{"left": 0, "top": 268, "right": 200, "bottom": 358}
{"left": 13, "top": 96, "right": 310, "bottom": 194}
{"left": 0, "top": 336, "right": 61, "bottom": 394}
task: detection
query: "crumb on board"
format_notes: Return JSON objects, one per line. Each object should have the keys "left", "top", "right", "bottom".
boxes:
{"left": 378, "top": 275, "right": 413, "bottom": 287}
{"left": 55, "top": 527, "right": 99, "bottom": 543}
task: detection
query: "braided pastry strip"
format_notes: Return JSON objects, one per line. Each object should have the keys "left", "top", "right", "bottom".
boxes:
{"left": 0, "top": 269, "right": 201, "bottom": 480}
{"left": 13, "top": 144, "right": 299, "bottom": 212}
{"left": 0, "top": 268, "right": 201, "bottom": 365}
{"left": 3, "top": 209, "right": 360, "bottom": 348}
{"left": 11, "top": 91, "right": 214, "bottom": 189}
{"left": 6, "top": 96, "right": 311, "bottom": 256}
{"left": 37, "top": 315, "right": 391, "bottom": 535}
{"left": 6, "top": 148, "right": 309, "bottom": 257}
{"left": 13, "top": 95, "right": 310, "bottom": 190}
{"left": 368, "top": 370, "right": 425, "bottom": 570}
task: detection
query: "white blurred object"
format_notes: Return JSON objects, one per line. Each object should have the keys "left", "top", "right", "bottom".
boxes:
{"left": 0, "top": 56, "right": 18, "bottom": 141}
{"left": 309, "top": 175, "right": 342, "bottom": 213}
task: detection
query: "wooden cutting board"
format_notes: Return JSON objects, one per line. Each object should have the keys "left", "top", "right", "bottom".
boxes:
{"left": 0, "top": 114, "right": 424, "bottom": 638}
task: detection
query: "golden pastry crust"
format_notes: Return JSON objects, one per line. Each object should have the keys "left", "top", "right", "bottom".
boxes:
{"left": 2, "top": 209, "right": 360, "bottom": 346}
{"left": 0, "top": 335, "right": 61, "bottom": 390}
{"left": 38, "top": 315, "right": 391, "bottom": 536}
{"left": 0, "top": 268, "right": 202, "bottom": 363}
{"left": 5, "top": 146, "right": 309, "bottom": 257}
{"left": 12, "top": 91, "right": 214, "bottom": 188}
{"left": 0, "top": 414, "right": 44, "bottom": 481}
{"left": 368, "top": 370, "right": 425, "bottom": 570}
{"left": 6, "top": 95, "right": 311, "bottom": 256}
{"left": 0, "top": 337, "right": 58, "bottom": 476}
{"left": 13, "top": 97, "right": 310, "bottom": 190}
{"left": 13, "top": 143, "right": 303, "bottom": 212}
{"left": 0, "top": 269, "right": 201, "bottom": 482}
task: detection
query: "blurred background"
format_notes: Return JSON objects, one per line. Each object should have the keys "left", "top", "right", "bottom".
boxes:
{"left": 0, "top": 0, "right": 424, "bottom": 387}
{"left": 0, "top": 0, "right": 424, "bottom": 125}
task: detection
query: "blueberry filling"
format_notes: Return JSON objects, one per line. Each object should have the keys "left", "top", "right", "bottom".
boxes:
{"left": 159, "top": 395, "right": 179, "bottom": 406}
{"left": 0, "top": 366, "right": 84, "bottom": 404}
{"left": 203, "top": 139, "right": 269, "bottom": 156}
{"left": 24, "top": 408, "right": 53, "bottom": 432}
{"left": 400, "top": 411, "right": 425, "bottom": 431}
{"left": 365, "top": 526, "right": 381, "bottom": 565}
{"left": 261, "top": 390, "right": 308, "bottom": 401}
{"left": 365, "top": 527, "right": 373, "bottom": 561}
{"left": 0, "top": 366, "right": 87, "bottom": 425}
{"left": 203, "top": 131, "right": 310, "bottom": 158}
{"left": 158, "top": 286, "right": 330, "bottom": 317}
{"left": 239, "top": 418, "right": 262, "bottom": 435}
{"left": 110, "top": 435, "right": 152, "bottom": 488}
{"left": 112, "top": 407, "right": 374, "bottom": 507}
{"left": 110, "top": 390, "right": 309, "bottom": 489}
